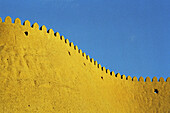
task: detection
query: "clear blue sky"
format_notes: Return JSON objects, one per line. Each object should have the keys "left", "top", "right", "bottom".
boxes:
{"left": 0, "top": 0, "right": 170, "bottom": 80}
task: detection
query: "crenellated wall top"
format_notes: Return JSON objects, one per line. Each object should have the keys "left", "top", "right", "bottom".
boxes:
{"left": 0, "top": 16, "right": 169, "bottom": 83}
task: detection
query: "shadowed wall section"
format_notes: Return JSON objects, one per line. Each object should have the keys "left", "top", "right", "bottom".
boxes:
{"left": 0, "top": 16, "right": 169, "bottom": 113}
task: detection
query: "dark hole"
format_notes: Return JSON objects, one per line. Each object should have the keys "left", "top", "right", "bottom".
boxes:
{"left": 101, "top": 76, "right": 103, "bottom": 79}
{"left": 28, "top": 105, "right": 30, "bottom": 107}
{"left": 68, "top": 51, "right": 71, "bottom": 56}
{"left": 154, "top": 89, "right": 158, "bottom": 94}
{"left": 24, "top": 31, "right": 28, "bottom": 36}
{"left": 83, "top": 63, "right": 86, "bottom": 66}
{"left": 34, "top": 80, "right": 37, "bottom": 85}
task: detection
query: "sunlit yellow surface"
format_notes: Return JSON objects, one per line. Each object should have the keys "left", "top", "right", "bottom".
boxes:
{"left": 0, "top": 16, "right": 169, "bottom": 113}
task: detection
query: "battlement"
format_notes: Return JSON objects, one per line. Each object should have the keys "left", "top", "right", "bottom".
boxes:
{"left": 1, "top": 16, "right": 168, "bottom": 83}
{"left": 0, "top": 16, "right": 169, "bottom": 113}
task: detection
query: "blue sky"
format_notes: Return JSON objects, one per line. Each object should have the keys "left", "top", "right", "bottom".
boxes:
{"left": 0, "top": 0, "right": 169, "bottom": 80}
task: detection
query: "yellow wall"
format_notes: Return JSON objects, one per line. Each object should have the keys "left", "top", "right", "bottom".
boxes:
{"left": 0, "top": 16, "right": 169, "bottom": 113}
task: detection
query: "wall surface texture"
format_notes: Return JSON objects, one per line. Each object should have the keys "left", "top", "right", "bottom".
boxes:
{"left": 0, "top": 16, "right": 169, "bottom": 113}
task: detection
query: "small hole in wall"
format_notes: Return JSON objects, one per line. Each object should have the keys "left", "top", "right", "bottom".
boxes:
{"left": 34, "top": 80, "right": 37, "bottom": 85}
{"left": 101, "top": 76, "right": 103, "bottom": 79}
{"left": 83, "top": 63, "right": 86, "bottom": 66}
{"left": 154, "top": 89, "right": 158, "bottom": 94}
{"left": 28, "top": 105, "right": 30, "bottom": 107}
{"left": 24, "top": 31, "right": 28, "bottom": 36}
{"left": 68, "top": 51, "right": 71, "bottom": 56}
